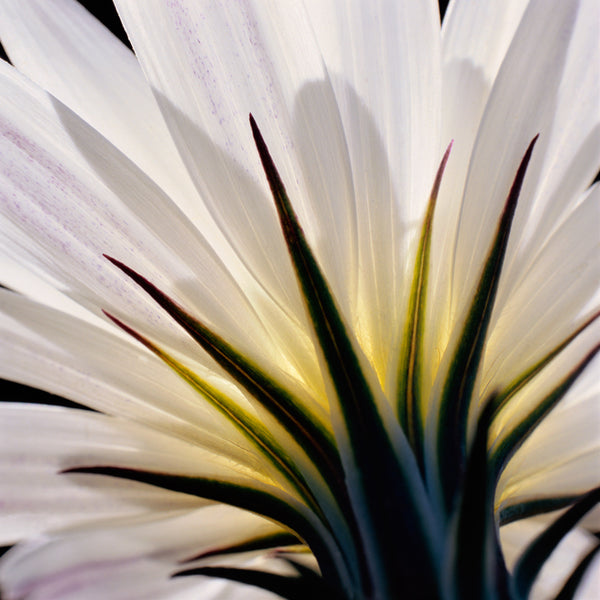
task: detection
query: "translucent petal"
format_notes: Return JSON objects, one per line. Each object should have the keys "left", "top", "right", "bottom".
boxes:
{"left": 115, "top": 0, "right": 357, "bottom": 319}
{"left": 0, "top": 291, "right": 267, "bottom": 463}
{"left": 426, "top": 0, "right": 582, "bottom": 392}
{"left": 500, "top": 517, "right": 600, "bottom": 600}
{"left": 482, "top": 185, "right": 600, "bottom": 399}
{"left": 503, "top": 0, "right": 600, "bottom": 270}
{"left": 450, "top": 0, "right": 580, "bottom": 315}
{"left": 0, "top": 0, "right": 222, "bottom": 239}
{"left": 0, "top": 61, "right": 309, "bottom": 381}
{"left": 0, "top": 505, "right": 284, "bottom": 600}
{"left": 497, "top": 361, "right": 600, "bottom": 504}
{"left": 304, "top": 0, "right": 442, "bottom": 383}
{"left": 0, "top": 403, "right": 267, "bottom": 544}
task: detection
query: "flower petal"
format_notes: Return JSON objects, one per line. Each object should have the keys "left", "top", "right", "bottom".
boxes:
{"left": 115, "top": 0, "right": 358, "bottom": 320}
{"left": 0, "top": 290, "right": 268, "bottom": 466}
{"left": 0, "top": 60, "right": 314, "bottom": 383}
{"left": 0, "top": 505, "right": 285, "bottom": 600}
{"left": 305, "top": 0, "right": 442, "bottom": 222}
{"left": 451, "top": 0, "right": 579, "bottom": 307}
{"left": 439, "top": 0, "right": 530, "bottom": 185}
{"left": 0, "top": 403, "right": 222, "bottom": 544}
{"left": 482, "top": 184, "right": 600, "bottom": 398}
{"left": 438, "top": 1, "right": 600, "bottom": 329}
{"left": 511, "top": 487, "right": 600, "bottom": 599}
{"left": 433, "top": 0, "right": 529, "bottom": 356}
{"left": 426, "top": 0, "right": 582, "bottom": 383}
{"left": 497, "top": 363, "right": 600, "bottom": 505}
{"left": 303, "top": 0, "right": 442, "bottom": 380}
{"left": 500, "top": 516, "right": 600, "bottom": 600}
{"left": 504, "top": 0, "right": 600, "bottom": 266}
{"left": 442, "top": 0, "right": 528, "bottom": 86}
{"left": 0, "top": 0, "right": 220, "bottom": 236}
{"left": 0, "top": 253, "right": 105, "bottom": 327}
{"left": 0, "top": 291, "right": 351, "bottom": 583}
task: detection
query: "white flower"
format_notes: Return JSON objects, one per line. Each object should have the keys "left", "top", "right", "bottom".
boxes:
{"left": 0, "top": 0, "right": 598, "bottom": 599}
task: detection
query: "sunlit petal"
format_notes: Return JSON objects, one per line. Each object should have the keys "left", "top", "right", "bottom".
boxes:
{"left": 0, "top": 1, "right": 597, "bottom": 598}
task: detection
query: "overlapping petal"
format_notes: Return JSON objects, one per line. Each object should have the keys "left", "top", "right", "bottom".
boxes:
{"left": 0, "top": 504, "right": 287, "bottom": 600}
{"left": 426, "top": 0, "right": 599, "bottom": 403}
{"left": 303, "top": 0, "right": 442, "bottom": 383}
{"left": 0, "top": 59, "right": 327, "bottom": 397}
{"left": 0, "top": 290, "right": 268, "bottom": 463}
{"left": 500, "top": 517, "right": 600, "bottom": 600}
{"left": 0, "top": 0, "right": 208, "bottom": 232}
{"left": 114, "top": 0, "right": 358, "bottom": 327}
{"left": 0, "top": 403, "right": 261, "bottom": 543}
{"left": 0, "top": 0, "right": 597, "bottom": 598}
{"left": 497, "top": 362, "right": 600, "bottom": 507}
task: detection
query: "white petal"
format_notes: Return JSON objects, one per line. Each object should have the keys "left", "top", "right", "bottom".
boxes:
{"left": 0, "top": 401, "right": 307, "bottom": 548}
{"left": 0, "top": 403, "right": 248, "bottom": 544}
{"left": 497, "top": 359, "right": 600, "bottom": 503}
{"left": 0, "top": 292, "right": 346, "bottom": 523}
{"left": 500, "top": 517, "right": 600, "bottom": 600}
{"left": 0, "top": 60, "right": 294, "bottom": 373}
{"left": 0, "top": 0, "right": 223, "bottom": 239}
{"left": 437, "top": 1, "right": 600, "bottom": 328}
{"left": 0, "top": 290, "right": 268, "bottom": 467}
{"left": 0, "top": 288, "right": 343, "bottom": 538}
{"left": 0, "top": 253, "right": 106, "bottom": 328}
{"left": 482, "top": 185, "right": 600, "bottom": 396}
{"left": 432, "top": 0, "right": 529, "bottom": 360}
{"left": 442, "top": 0, "right": 528, "bottom": 85}
{"left": 452, "top": 0, "right": 579, "bottom": 313}
{"left": 426, "top": 0, "right": 582, "bottom": 397}
{"left": 505, "top": 0, "right": 600, "bottom": 268}
{"left": 0, "top": 401, "right": 337, "bottom": 588}
{"left": 114, "top": 0, "right": 357, "bottom": 318}
{"left": 304, "top": 0, "right": 442, "bottom": 382}
{"left": 0, "top": 505, "right": 284, "bottom": 600}
{"left": 305, "top": 0, "right": 442, "bottom": 223}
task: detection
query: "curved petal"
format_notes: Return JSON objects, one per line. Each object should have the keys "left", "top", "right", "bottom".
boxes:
{"left": 438, "top": 0, "right": 530, "bottom": 188}
{"left": 0, "top": 0, "right": 221, "bottom": 239}
{"left": 500, "top": 517, "right": 600, "bottom": 600}
{"left": 438, "top": 0, "right": 600, "bottom": 320}
{"left": 303, "top": 0, "right": 442, "bottom": 382}
{"left": 0, "top": 2, "right": 596, "bottom": 598}
{"left": 0, "top": 403, "right": 254, "bottom": 544}
{"left": 0, "top": 253, "right": 106, "bottom": 328}
{"left": 432, "top": 1, "right": 529, "bottom": 360}
{"left": 0, "top": 505, "right": 285, "bottom": 600}
{"left": 497, "top": 361, "right": 600, "bottom": 504}
{"left": 481, "top": 184, "right": 600, "bottom": 398}
{"left": 304, "top": 0, "right": 442, "bottom": 222}
{"left": 442, "top": 0, "right": 528, "bottom": 84}
{"left": 114, "top": 0, "right": 357, "bottom": 321}
{"left": 504, "top": 0, "right": 600, "bottom": 268}
{"left": 0, "top": 290, "right": 266, "bottom": 463}
{"left": 426, "top": 0, "right": 583, "bottom": 390}
{"left": 450, "top": 0, "right": 579, "bottom": 312}
{"left": 0, "top": 60, "right": 320, "bottom": 387}
{"left": 0, "top": 287, "right": 350, "bottom": 545}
